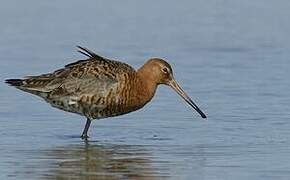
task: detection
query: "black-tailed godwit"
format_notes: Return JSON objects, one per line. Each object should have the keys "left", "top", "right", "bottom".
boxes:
{"left": 6, "top": 46, "right": 206, "bottom": 139}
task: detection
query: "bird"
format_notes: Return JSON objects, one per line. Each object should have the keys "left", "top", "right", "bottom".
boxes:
{"left": 5, "top": 46, "right": 207, "bottom": 139}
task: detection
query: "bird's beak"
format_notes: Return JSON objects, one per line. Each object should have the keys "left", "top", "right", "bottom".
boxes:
{"left": 168, "top": 79, "right": 207, "bottom": 118}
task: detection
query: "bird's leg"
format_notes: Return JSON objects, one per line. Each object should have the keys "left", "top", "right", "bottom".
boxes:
{"left": 81, "top": 118, "right": 91, "bottom": 139}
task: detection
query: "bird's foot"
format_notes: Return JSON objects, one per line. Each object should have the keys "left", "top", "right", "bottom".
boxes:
{"left": 80, "top": 134, "right": 89, "bottom": 140}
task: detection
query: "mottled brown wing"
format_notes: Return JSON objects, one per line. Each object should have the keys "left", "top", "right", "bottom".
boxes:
{"left": 45, "top": 52, "right": 136, "bottom": 117}
{"left": 11, "top": 47, "right": 135, "bottom": 96}
{"left": 49, "top": 68, "right": 118, "bottom": 97}
{"left": 47, "top": 57, "right": 135, "bottom": 96}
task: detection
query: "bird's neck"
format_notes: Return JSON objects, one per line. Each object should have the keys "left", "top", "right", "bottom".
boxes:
{"left": 136, "top": 67, "right": 158, "bottom": 106}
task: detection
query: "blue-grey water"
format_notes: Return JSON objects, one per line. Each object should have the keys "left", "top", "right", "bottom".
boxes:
{"left": 1, "top": 1, "right": 290, "bottom": 179}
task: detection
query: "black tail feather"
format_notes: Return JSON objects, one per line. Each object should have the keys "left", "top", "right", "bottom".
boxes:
{"left": 76, "top": 45, "right": 105, "bottom": 59}
{"left": 5, "top": 79, "right": 24, "bottom": 87}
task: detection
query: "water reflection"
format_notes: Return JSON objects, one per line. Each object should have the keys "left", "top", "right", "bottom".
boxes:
{"left": 20, "top": 142, "right": 168, "bottom": 180}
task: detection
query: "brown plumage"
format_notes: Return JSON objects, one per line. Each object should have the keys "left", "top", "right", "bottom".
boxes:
{"left": 6, "top": 46, "right": 206, "bottom": 139}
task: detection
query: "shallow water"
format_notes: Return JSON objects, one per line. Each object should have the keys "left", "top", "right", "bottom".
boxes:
{"left": 1, "top": 0, "right": 290, "bottom": 179}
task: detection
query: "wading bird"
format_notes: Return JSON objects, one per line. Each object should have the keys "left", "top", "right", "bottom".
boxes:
{"left": 6, "top": 46, "right": 206, "bottom": 139}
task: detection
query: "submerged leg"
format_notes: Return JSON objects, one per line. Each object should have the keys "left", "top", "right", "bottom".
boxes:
{"left": 81, "top": 118, "right": 91, "bottom": 139}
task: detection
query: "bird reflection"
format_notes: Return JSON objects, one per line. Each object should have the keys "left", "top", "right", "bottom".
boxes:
{"left": 37, "top": 141, "right": 167, "bottom": 180}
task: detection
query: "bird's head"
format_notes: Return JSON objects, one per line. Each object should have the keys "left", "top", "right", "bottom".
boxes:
{"left": 139, "top": 58, "right": 207, "bottom": 118}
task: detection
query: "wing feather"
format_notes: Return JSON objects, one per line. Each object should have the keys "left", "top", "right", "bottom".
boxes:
{"left": 13, "top": 47, "right": 135, "bottom": 98}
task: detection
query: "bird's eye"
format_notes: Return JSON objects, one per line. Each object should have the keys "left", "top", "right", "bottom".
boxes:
{"left": 162, "top": 68, "right": 168, "bottom": 73}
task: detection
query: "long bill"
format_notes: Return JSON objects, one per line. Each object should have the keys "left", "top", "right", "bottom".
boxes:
{"left": 168, "top": 79, "right": 207, "bottom": 118}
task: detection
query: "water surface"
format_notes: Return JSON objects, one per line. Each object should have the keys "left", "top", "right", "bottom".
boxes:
{"left": 1, "top": 0, "right": 290, "bottom": 179}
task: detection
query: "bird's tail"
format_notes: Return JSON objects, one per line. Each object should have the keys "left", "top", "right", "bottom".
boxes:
{"left": 5, "top": 77, "right": 52, "bottom": 98}
{"left": 5, "top": 79, "right": 25, "bottom": 87}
